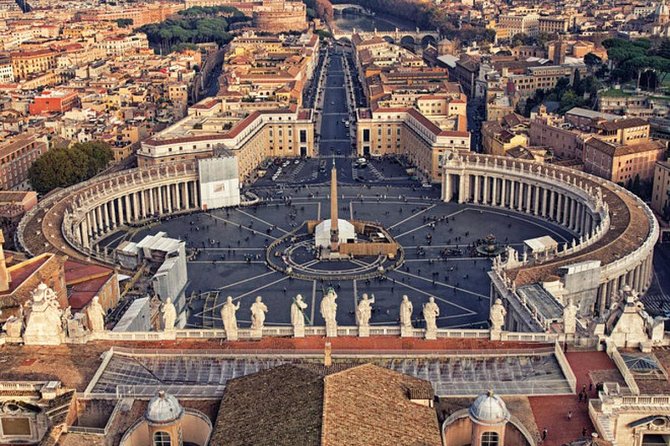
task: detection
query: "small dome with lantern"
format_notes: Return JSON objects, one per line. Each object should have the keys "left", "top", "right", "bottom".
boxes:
{"left": 469, "top": 390, "right": 510, "bottom": 426}
{"left": 145, "top": 390, "right": 184, "bottom": 425}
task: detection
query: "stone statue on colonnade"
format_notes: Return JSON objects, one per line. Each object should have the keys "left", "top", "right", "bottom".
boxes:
{"left": 356, "top": 293, "right": 375, "bottom": 337}
{"left": 86, "top": 295, "right": 106, "bottom": 333}
{"left": 291, "top": 294, "right": 308, "bottom": 338}
{"left": 250, "top": 296, "right": 268, "bottom": 339}
{"left": 320, "top": 288, "right": 338, "bottom": 338}
{"left": 490, "top": 298, "right": 507, "bottom": 333}
{"left": 423, "top": 296, "right": 440, "bottom": 340}
{"left": 161, "top": 298, "right": 177, "bottom": 332}
{"left": 221, "top": 296, "right": 240, "bottom": 341}
{"left": 400, "top": 295, "right": 413, "bottom": 337}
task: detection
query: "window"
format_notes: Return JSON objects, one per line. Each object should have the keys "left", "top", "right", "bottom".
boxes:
{"left": 154, "top": 431, "right": 171, "bottom": 446}
{"left": 1, "top": 417, "right": 31, "bottom": 436}
{"left": 481, "top": 432, "right": 499, "bottom": 446}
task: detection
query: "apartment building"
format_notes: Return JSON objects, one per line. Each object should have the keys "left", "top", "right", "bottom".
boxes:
{"left": 29, "top": 90, "right": 80, "bottom": 115}
{"left": 10, "top": 49, "right": 58, "bottom": 80}
{"left": 583, "top": 136, "right": 665, "bottom": 184}
{"left": 139, "top": 107, "right": 314, "bottom": 183}
{"left": 0, "top": 134, "right": 49, "bottom": 190}
{"left": 651, "top": 161, "right": 670, "bottom": 218}
{"left": 497, "top": 14, "right": 540, "bottom": 37}
{"left": 356, "top": 108, "right": 470, "bottom": 181}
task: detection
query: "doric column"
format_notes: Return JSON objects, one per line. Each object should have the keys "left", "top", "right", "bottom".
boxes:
{"left": 458, "top": 174, "right": 466, "bottom": 203}
{"left": 124, "top": 195, "right": 131, "bottom": 224}
{"left": 633, "top": 266, "right": 641, "bottom": 291}
{"left": 81, "top": 220, "right": 90, "bottom": 248}
{"left": 501, "top": 179, "right": 507, "bottom": 207}
{"left": 517, "top": 182, "right": 524, "bottom": 211}
{"left": 526, "top": 183, "right": 532, "bottom": 213}
{"left": 562, "top": 196, "right": 570, "bottom": 226}
{"left": 166, "top": 184, "right": 173, "bottom": 214}
{"left": 534, "top": 186, "right": 540, "bottom": 216}
{"left": 184, "top": 182, "right": 191, "bottom": 208}
{"left": 492, "top": 177, "right": 498, "bottom": 205}
{"left": 157, "top": 186, "right": 164, "bottom": 215}
{"left": 133, "top": 192, "right": 140, "bottom": 220}
{"left": 149, "top": 188, "right": 155, "bottom": 215}
{"left": 110, "top": 200, "right": 117, "bottom": 228}
{"left": 444, "top": 173, "right": 453, "bottom": 202}
{"left": 548, "top": 190, "right": 555, "bottom": 219}
{"left": 598, "top": 284, "right": 607, "bottom": 315}
{"left": 484, "top": 176, "right": 490, "bottom": 204}
{"left": 175, "top": 182, "right": 182, "bottom": 210}
{"left": 95, "top": 206, "right": 103, "bottom": 233}
{"left": 474, "top": 175, "right": 481, "bottom": 204}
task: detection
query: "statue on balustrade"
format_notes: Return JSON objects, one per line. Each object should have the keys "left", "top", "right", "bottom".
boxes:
{"left": 423, "top": 296, "right": 440, "bottom": 339}
{"left": 320, "top": 288, "right": 338, "bottom": 337}
{"left": 291, "top": 294, "right": 308, "bottom": 337}
{"left": 162, "top": 298, "right": 177, "bottom": 332}
{"left": 23, "top": 283, "right": 64, "bottom": 345}
{"left": 400, "top": 295, "right": 413, "bottom": 330}
{"left": 250, "top": 296, "right": 268, "bottom": 331}
{"left": 356, "top": 293, "right": 375, "bottom": 327}
{"left": 490, "top": 298, "right": 507, "bottom": 332}
{"left": 86, "top": 296, "right": 106, "bottom": 333}
{"left": 221, "top": 295, "right": 240, "bottom": 341}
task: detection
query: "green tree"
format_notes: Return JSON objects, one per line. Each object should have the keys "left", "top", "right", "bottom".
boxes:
{"left": 28, "top": 142, "right": 113, "bottom": 194}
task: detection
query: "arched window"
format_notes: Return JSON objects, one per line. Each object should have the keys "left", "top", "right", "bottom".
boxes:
{"left": 153, "top": 431, "right": 171, "bottom": 446}
{"left": 481, "top": 431, "right": 499, "bottom": 446}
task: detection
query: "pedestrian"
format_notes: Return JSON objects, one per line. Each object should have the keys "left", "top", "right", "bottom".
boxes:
{"left": 589, "top": 382, "right": 593, "bottom": 392}
{"left": 542, "top": 428, "right": 547, "bottom": 440}
{"left": 567, "top": 410, "right": 572, "bottom": 420}
{"left": 582, "top": 427, "right": 587, "bottom": 437}
{"left": 578, "top": 392, "right": 583, "bottom": 402}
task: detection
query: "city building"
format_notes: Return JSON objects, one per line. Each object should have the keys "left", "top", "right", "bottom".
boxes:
{"left": 0, "top": 134, "right": 48, "bottom": 190}
{"left": 651, "top": 160, "right": 670, "bottom": 219}
{"left": 28, "top": 90, "right": 80, "bottom": 115}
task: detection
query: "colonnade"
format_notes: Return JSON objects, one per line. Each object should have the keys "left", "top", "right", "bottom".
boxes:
{"left": 74, "top": 180, "right": 200, "bottom": 249}
{"left": 444, "top": 173, "right": 597, "bottom": 237}
{"left": 441, "top": 154, "right": 658, "bottom": 320}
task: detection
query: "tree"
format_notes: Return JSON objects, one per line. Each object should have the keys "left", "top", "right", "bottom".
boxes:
{"left": 116, "top": 18, "right": 133, "bottom": 28}
{"left": 28, "top": 142, "right": 113, "bottom": 194}
{"left": 584, "top": 53, "right": 602, "bottom": 67}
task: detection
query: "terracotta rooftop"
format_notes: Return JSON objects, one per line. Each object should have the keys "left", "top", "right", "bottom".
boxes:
{"left": 212, "top": 362, "right": 441, "bottom": 446}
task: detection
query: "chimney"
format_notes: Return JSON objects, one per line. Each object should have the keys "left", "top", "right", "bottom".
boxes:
{"left": 324, "top": 341, "right": 332, "bottom": 367}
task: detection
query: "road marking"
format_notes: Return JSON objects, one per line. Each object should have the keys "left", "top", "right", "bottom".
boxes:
{"left": 216, "top": 270, "right": 277, "bottom": 291}
{"left": 208, "top": 214, "right": 279, "bottom": 240}
{"left": 388, "top": 274, "right": 477, "bottom": 316}
{"left": 394, "top": 269, "right": 489, "bottom": 301}
{"left": 388, "top": 204, "right": 436, "bottom": 229}
{"left": 236, "top": 208, "right": 290, "bottom": 234}
{"left": 394, "top": 209, "right": 466, "bottom": 238}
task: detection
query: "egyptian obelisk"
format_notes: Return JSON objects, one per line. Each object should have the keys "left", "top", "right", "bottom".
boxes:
{"left": 330, "top": 159, "right": 339, "bottom": 252}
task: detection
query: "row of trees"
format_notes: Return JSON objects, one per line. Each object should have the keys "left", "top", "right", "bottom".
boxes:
{"left": 29, "top": 142, "right": 114, "bottom": 195}
{"left": 520, "top": 72, "right": 603, "bottom": 116}
{"left": 138, "top": 8, "right": 247, "bottom": 53}
{"left": 604, "top": 38, "right": 670, "bottom": 91}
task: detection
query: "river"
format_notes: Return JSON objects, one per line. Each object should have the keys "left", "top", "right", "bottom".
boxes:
{"left": 333, "top": 10, "right": 417, "bottom": 33}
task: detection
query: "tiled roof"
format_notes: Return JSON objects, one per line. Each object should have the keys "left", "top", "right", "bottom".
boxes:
{"left": 322, "top": 364, "right": 441, "bottom": 446}
{"left": 212, "top": 362, "right": 441, "bottom": 446}
{"left": 211, "top": 363, "right": 324, "bottom": 446}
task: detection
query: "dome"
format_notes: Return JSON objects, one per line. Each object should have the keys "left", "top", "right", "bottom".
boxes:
{"left": 469, "top": 391, "right": 510, "bottom": 425}
{"left": 145, "top": 391, "right": 184, "bottom": 425}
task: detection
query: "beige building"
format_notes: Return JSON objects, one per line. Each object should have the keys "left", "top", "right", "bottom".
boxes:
{"left": 497, "top": 14, "right": 540, "bottom": 37}
{"left": 139, "top": 107, "right": 314, "bottom": 184}
{"left": 652, "top": 161, "right": 670, "bottom": 218}
{"left": 10, "top": 49, "right": 58, "bottom": 80}
{"left": 583, "top": 136, "right": 665, "bottom": 184}
{"left": 356, "top": 108, "right": 470, "bottom": 182}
